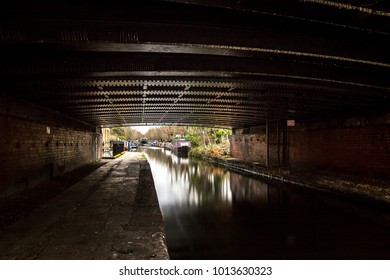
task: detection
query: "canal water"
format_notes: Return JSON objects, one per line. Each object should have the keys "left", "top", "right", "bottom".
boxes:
{"left": 144, "top": 147, "right": 390, "bottom": 260}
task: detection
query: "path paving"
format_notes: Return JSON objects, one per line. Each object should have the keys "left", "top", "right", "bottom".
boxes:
{"left": 0, "top": 152, "right": 169, "bottom": 260}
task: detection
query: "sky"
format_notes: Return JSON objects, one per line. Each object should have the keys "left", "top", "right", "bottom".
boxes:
{"left": 131, "top": 126, "right": 160, "bottom": 134}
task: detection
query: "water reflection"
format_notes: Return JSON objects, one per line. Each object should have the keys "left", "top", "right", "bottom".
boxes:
{"left": 231, "top": 173, "right": 269, "bottom": 208}
{"left": 146, "top": 148, "right": 232, "bottom": 208}
{"left": 145, "top": 148, "right": 390, "bottom": 260}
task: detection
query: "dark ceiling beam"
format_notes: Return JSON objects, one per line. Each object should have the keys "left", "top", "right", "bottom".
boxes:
{"left": 0, "top": 0, "right": 389, "bottom": 128}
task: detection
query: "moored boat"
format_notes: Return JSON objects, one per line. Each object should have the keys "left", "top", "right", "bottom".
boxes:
{"left": 171, "top": 138, "right": 191, "bottom": 156}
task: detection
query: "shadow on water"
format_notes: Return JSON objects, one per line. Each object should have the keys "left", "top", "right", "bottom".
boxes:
{"left": 145, "top": 148, "right": 390, "bottom": 260}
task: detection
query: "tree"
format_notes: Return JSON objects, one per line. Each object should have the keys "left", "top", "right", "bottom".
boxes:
{"left": 145, "top": 127, "right": 163, "bottom": 141}
{"left": 111, "top": 127, "right": 126, "bottom": 140}
{"left": 157, "top": 126, "right": 187, "bottom": 141}
{"left": 185, "top": 126, "right": 203, "bottom": 147}
{"left": 118, "top": 127, "right": 144, "bottom": 140}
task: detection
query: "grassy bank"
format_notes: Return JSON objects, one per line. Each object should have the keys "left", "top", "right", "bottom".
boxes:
{"left": 189, "top": 142, "right": 230, "bottom": 160}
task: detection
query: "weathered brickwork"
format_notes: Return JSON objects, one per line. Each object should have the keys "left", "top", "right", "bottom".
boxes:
{"left": 0, "top": 97, "right": 101, "bottom": 197}
{"left": 230, "top": 123, "right": 286, "bottom": 168}
{"left": 230, "top": 127, "right": 267, "bottom": 165}
{"left": 230, "top": 112, "right": 390, "bottom": 179}
{"left": 288, "top": 122, "right": 390, "bottom": 178}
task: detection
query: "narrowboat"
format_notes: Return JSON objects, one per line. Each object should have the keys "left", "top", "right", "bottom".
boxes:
{"left": 171, "top": 138, "right": 191, "bottom": 156}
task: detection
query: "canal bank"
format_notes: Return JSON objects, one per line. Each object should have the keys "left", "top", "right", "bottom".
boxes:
{"left": 190, "top": 155, "right": 390, "bottom": 207}
{"left": 0, "top": 152, "right": 169, "bottom": 260}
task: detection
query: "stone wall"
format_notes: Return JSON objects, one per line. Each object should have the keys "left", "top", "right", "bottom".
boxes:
{"left": 0, "top": 96, "right": 101, "bottom": 197}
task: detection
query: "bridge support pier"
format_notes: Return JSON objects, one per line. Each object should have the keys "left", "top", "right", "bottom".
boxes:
{"left": 231, "top": 111, "right": 390, "bottom": 180}
{"left": 231, "top": 119, "right": 287, "bottom": 169}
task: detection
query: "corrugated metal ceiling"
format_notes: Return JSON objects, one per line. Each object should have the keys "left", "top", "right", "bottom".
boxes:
{"left": 0, "top": 0, "right": 389, "bottom": 128}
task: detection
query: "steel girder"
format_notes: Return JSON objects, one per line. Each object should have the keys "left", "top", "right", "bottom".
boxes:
{"left": 0, "top": 0, "right": 389, "bottom": 128}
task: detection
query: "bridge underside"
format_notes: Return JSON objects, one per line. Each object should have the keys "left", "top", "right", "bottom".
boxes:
{"left": 1, "top": 0, "right": 389, "bottom": 128}
{"left": 1, "top": 0, "right": 390, "bottom": 198}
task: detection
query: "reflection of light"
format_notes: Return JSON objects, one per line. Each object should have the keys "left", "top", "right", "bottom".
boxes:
{"left": 230, "top": 173, "right": 269, "bottom": 207}
{"left": 221, "top": 172, "right": 232, "bottom": 203}
{"left": 171, "top": 154, "right": 179, "bottom": 165}
{"left": 147, "top": 148, "right": 235, "bottom": 210}
{"left": 171, "top": 153, "right": 189, "bottom": 165}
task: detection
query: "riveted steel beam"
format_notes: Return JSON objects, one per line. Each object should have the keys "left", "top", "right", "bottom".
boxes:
{"left": 0, "top": 1, "right": 389, "bottom": 128}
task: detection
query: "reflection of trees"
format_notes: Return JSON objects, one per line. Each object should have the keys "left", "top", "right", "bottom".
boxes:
{"left": 146, "top": 148, "right": 280, "bottom": 209}
{"left": 230, "top": 173, "right": 269, "bottom": 203}
{"left": 145, "top": 148, "right": 190, "bottom": 186}
{"left": 187, "top": 163, "right": 228, "bottom": 206}
{"left": 145, "top": 148, "right": 230, "bottom": 206}
{"left": 229, "top": 173, "right": 286, "bottom": 213}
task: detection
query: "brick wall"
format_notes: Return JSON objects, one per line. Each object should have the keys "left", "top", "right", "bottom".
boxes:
{"left": 230, "top": 113, "right": 390, "bottom": 179}
{"left": 288, "top": 114, "right": 390, "bottom": 178}
{"left": 0, "top": 97, "right": 101, "bottom": 197}
{"left": 230, "top": 123, "right": 287, "bottom": 167}
{"left": 230, "top": 126, "right": 267, "bottom": 165}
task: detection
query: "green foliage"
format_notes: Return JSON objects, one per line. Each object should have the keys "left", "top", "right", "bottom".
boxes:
{"left": 111, "top": 127, "right": 126, "bottom": 140}
{"left": 119, "top": 125, "right": 232, "bottom": 158}
{"left": 172, "top": 134, "right": 181, "bottom": 141}
{"left": 185, "top": 127, "right": 203, "bottom": 147}
{"left": 189, "top": 139, "right": 230, "bottom": 159}
{"left": 186, "top": 127, "right": 231, "bottom": 156}
{"left": 215, "top": 128, "right": 230, "bottom": 144}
